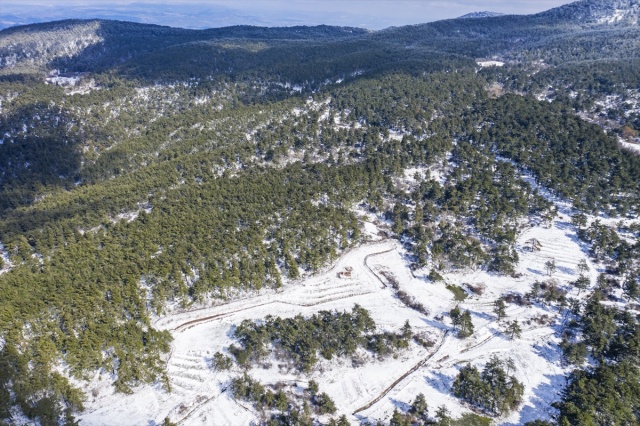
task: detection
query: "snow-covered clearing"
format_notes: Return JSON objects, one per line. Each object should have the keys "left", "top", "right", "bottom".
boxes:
{"left": 620, "top": 139, "right": 640, "bottom": 155}
{"left": 74, "top": 201, "right": 606, "bottom": 426}
{"left": 477, "top": 61, "right": 505, "bottom": 67}
{"left": 0, "top": 243, "right": 12, "bottom": 275}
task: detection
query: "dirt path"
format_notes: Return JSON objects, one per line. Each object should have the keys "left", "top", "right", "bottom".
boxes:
{"left": 363, "top": 246, "right": 396, "bottom": 288}
{"left": 170, "top": 243, "right": 396, "bottom": 332}
{"left": 352, "top": 330, "right": 450, "bottom": 415}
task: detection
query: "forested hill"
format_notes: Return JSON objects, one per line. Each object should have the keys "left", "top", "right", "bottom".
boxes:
{"left": 1, "top": 0, "right": 638, "bottom": 78}
{"left": 538, "top": 0, "right": 640, "bottom": 25}
{"left": 0, "top": 0, "right": 639, "bottom": 424}
{"left": 0, "top": 20, "right": 370, "bottom": 75}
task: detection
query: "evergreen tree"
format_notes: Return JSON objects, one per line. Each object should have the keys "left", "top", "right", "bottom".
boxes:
{"left": 390, "top": 408, "right": 411, "bottom": 426}
{"left": 401, "top": 320, "right": 413, "bottom": 340}
{"left": 336, "top": 415, "right": 351, "bottom": 426}
{"left": 623, "top": 278, "right": 639, "bottom": 301}
{"left": 162, "top": 418, "right": 177, "bottom": 426}
{"left": 493, "top": 299, "right": 507, "bottom": 319}
{"left": 435, "top": 405, "right": 451, "bottom": 426}
{"left": 577, "top": 258, "right": 589, "bottom": 276}
{"left": 410, "top": 393, "right": 429, "bottom": 423}
{"left": 506, "top": 320, "right": 522, "bottom": 340}
{"left": 458, "top": 310, "right": 475, "bottom": 338}
{"left": 450, "top": 306, "right": 462, "bottom": 329}
{"left": 544, "top": 259, "right": 557, "bottom": 276}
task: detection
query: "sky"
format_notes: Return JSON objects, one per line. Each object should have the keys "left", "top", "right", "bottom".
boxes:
{"left": 1, "top": 0, "right": 577, "bottom": 30}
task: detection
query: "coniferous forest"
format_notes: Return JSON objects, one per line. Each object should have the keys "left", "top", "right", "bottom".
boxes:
{"left": 0, "top": 0, "right": 640, "bottom": 424}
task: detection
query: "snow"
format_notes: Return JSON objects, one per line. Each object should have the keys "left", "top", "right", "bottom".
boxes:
{"left": 112, "top": 205, "right": 153, "bottom": 224}
{"left": 0, "top": 243, "right": 12, "bottom": 275}
{"left": 597, "top": 8, "right": 637, "bottom": 24}
{"left": 459, "top": 11, "right": 505, "bottom": 19}
{"left": 46, "top": 75, "right": 82, "bottom": 86}
{"left": 389, "top": 129, "right": 408, "bottom": 141}
{"left": 620, "top": 139, "right": 640, "bottom": 154}
{"left": 75, "top": 198, "right": 613, "bottom": 426}
{"left": 477, "top": 61, "right": 505, "bottom": 68}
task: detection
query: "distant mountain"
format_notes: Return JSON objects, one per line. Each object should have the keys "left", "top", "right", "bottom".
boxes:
{"left": 537, "top": 0, "right": 639, "bottom": 26}
{"left": 0, "top": 2, "right": 387, "bottom": 31}
{"left": 458, "top": 12, "right": 505, "bottom": 19}
{"left": 0, "top": 19, "right": 369, "bottom": 74}
{"left": 1, "top": 0, "right": 639, "bottom": 77}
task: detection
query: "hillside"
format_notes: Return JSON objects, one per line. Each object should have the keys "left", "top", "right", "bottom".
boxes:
{"left": 0, "top": 0, "right": 639, "bottom": 425}
{"left": 538, "top": 0, "right": 640, "bottom": 25}
{"left": 458, "top": 12, "right": 505, "bottom": 19}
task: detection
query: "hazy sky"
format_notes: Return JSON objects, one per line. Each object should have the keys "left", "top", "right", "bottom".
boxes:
{"left": 2, "top": 0, "right": 577, "bottom": 29}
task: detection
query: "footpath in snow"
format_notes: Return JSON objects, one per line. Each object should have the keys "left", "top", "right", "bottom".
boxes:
{"left": 78, "top": 208, "right": 611, "bottom": 425}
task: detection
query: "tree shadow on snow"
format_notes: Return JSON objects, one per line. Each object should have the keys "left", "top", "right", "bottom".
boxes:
{"left": 557, "top": 266, "right": 576, "bottom": 276}
{"left": 532, "top": 340, "right": 564, "bottom": 367}
{"left": 554, "top": 221, "right": 574, "bottom": 231}
{"left": 425, "top": 371, "right": 455, "bottom": 394}
{"left": 527, "top": 267, "right": 545, "bottom": 276}
{"left": 420, "top": 317, "right": 450, "bottom": 332}
{"left": 470, "top": 311, "right": 493, "bottom": 321}
{"left": 390, "top": 397, "right": 412, "bottom": 412}
{"left": 502, "top": 374, "right": 567, "bottom": 426}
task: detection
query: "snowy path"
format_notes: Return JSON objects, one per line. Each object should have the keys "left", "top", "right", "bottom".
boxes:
{"left": 77, "top": 207, "right": 612, "bottom": 425}
{"left": 154, "top": 240, "right": 394, "bottom": 331}
{"left": 353, "top": 330, "right": 450, "bottom": 415}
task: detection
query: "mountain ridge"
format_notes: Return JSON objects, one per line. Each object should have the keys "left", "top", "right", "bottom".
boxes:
{"left": 458, "top": 11, "right": 505, "bottom": 19}
{"left": 536, "top": 0, "right": 639, "bottom": 25}
{"left": 2, "top": 0, "right": 638, "bottom": 77}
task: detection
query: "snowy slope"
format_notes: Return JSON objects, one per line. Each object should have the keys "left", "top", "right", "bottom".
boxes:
{"left": 458, "top": 12, "right": 505, "bottom": 19}
{"left": 71, "top": 193, "right": 632, "bottom": 426}
{"left": 539, "top": 0, "right": 640, "bottom": 26}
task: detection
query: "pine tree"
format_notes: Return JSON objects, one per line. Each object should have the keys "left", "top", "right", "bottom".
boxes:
{"left": 449, "top": 305, "right": 461, "bottom": 329}
{"left": 275, "top": 390, "right": 288, "bottom": 412}
{"left": 571, "top": 213, "right": 587, "bottom": 229}
{"left": 435, "top": 405, "right": 451, "bottom": 426}
{"left": 526, "top": 238, "right": 542, "bottom": 252}
{"left": 336, "top": 415, "right": 351, "bottom": 426}
{"left": 544, "top": 258, "right": 556, "bottom": 276}
{"left": 401, "top": 320, "right": 413, "bottom": 340}
{"left": 286, "top": 252, "right": 300, "bottom": 279}
{"left": 506, "top": 320, "right": 522, "bottom": 339}
{"left": 623, "top": 278, "right": 639, "bottom": 301}
{"left": 577, "top": 258, "right": 589, "bottom": 276}
{"left": 493, "top": 299, "right": 507, "bottom": 319}
{"left": 410, "top": 393, "right": 428, "bottom": 422}
{"left": 307, "top": 379, "right": 319, "bottom": 396}
{"left": 390, "top": 408, "right": 410, "bottom": 426}
{"left": 573, "top": 275, "right": 590, "bottom": 292}
{"left": 458, "top": 310, "right": 474, "bottom": 338}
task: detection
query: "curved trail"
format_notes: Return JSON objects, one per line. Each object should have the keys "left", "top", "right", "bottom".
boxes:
{"left": 168, "top": 242, "right": 396, "bottom": 331}
{"left": 165, "top": 233, "right": 564, "bottom": 422}
{"left": 158, "top": 242, "right": 400, "bottom": 424}
{"left": 154, "top": 246, "right": 364, "bottom": 328}
{"left": 176, "top": 387, "right": 226, "bottom": 425}
{"left": 363, "top": 246, "right": 396, "bottom": 288}
{"left": 352, "top": 330, "right": 449, "bottom": 416}
{"left": 459, "top": 334, "right": 494, "bottom": 354}
{"left": 172, "top": 290, "right": 376, "bottom": 332}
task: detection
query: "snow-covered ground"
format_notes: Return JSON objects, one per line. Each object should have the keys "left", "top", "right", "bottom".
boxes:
{"left": 620, "top": 139, "right": 640, "bottom": 155}
{"left": 0, "top": 243, "right": 12, "bottom": 275}
{"left": 74, "top": 201, "right": 610, "bottom": 426}
{"left": 477, "top": 61, "right": 505, "bottom": 67}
